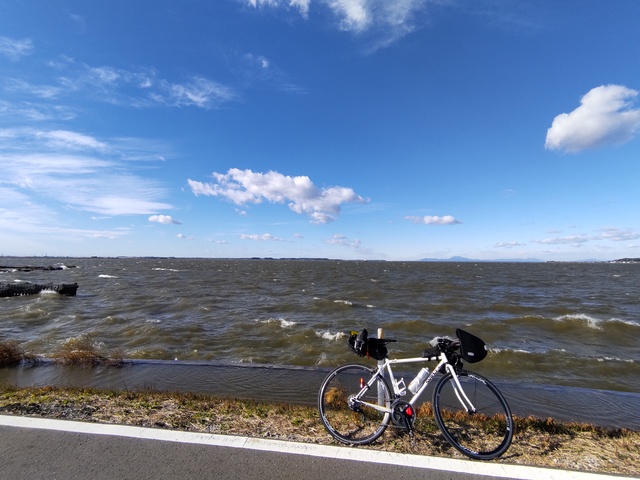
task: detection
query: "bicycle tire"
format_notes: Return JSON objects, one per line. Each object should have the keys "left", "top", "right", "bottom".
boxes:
{"left": 433, "top": 371, "right": 514, "bottom": 460}
{"left": 318, "top": 364, "right": 391, "bottom": 445}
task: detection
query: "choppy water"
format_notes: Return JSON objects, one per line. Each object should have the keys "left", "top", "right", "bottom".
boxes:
{"left": 1, "top": 257, "right": 639, "bottom": 394}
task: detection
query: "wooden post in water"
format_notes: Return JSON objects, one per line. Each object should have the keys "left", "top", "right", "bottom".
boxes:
{"left": 377, "top": 328, "right": 385, "bottom": 406}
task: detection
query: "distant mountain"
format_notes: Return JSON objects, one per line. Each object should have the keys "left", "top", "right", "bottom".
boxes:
{"left": 419, "top": 256, "right": 543, "bottom": 263}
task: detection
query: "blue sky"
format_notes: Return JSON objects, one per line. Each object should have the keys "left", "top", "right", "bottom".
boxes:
{"left": 1, "top": 0, "right": 639, "bottom": 261}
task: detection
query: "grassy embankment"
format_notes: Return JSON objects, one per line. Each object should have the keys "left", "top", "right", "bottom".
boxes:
{"left": 1, "top": 338, "right": 639, "bottom": 477}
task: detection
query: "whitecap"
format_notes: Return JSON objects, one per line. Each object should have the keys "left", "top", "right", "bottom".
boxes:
{"left": 315, "top": 352, "right": 328, "bottom": 365}
{"left": 98, "top": 274, "right": 118, "bottom": 278}
{"left": 611, "top": 317, "right": 640, "bottom": 328}
{"left": 553, "top": 313, "right": 602, "bottom": 329}
{"left": 315, "top": 330, "right": 346, "bottom": 341}
{"left": 333, "top": 299, "right": 353, "bottom": 306}
{"left": 597, "top": 356, "right": 635, "bottom": 363}
{"left": 259, "top": 317, "right": 297, "bottom": 328}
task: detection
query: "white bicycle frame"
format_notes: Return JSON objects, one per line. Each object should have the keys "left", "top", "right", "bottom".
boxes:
{"left": 356, "top": 351, "right": 477, "bottom": 415}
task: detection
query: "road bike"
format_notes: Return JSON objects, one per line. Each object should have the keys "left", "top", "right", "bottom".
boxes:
{"left": 318, "top": 328, "right": 514, "bottom": 460}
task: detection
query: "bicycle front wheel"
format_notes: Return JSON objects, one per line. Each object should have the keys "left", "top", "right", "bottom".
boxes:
{"left": 433, "top": 371, "right": 514, "bottom": 460}
{"left": 318, "top": 364, "right": 391, "bottom": 445}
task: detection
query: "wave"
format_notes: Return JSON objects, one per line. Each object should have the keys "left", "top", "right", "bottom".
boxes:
{"left": 314, "top": 330, "right": 347, "bottom": 341}
{"left": 258, "top": 317, "right": 298, "bottom": 328}
{"left": 489, "top": 346, "right": 635, "bottom": 364}
{"left": 333, "top": 299, "right": 353, "bottom": 306}
{"left": 37, "top": 289, "right": 60, "bottom": 296}
{"left": 98, "top": 274, "right": 117, "bottom": 279}
{"left": 552, "top": 313, "right": 640, "bottom": 330}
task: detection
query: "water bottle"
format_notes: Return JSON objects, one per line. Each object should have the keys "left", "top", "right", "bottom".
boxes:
{"left": 408, "top": 367, "right": 429, "bottom": 394}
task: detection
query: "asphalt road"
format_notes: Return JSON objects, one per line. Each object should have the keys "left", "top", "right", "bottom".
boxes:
{"left": 0, "top": 415, "right": 625, "bottom": 480}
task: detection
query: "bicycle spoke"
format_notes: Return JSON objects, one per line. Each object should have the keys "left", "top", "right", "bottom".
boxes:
{"left": 318, "top": 364, "right": 391, "bottom": 445}
{"left": 433, "top": 372, "right": 513, "bottom": 460}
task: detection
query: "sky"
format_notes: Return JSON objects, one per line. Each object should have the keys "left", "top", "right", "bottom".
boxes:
{"left": 1, "top": 0, "right": 639, "bottom": 261}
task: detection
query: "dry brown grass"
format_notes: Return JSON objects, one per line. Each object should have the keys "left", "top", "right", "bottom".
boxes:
{"left": 50, "top": 335, "right": 124, "bottom": 366}
{"left": 0, "top": 386, "right": 638, "bottom": 477}
{"left": 1, "top": 338, "right": 124, "bottom": 367}
{"left": 0, "top": 341, "right": 24, "bottom": 367}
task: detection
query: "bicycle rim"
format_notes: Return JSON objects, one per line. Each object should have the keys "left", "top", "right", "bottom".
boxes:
{"left": 318, "top": 364, "right": 391, "bottom": 445}
{"left": 433, "top": 371, "right": 514, "bottom": 460}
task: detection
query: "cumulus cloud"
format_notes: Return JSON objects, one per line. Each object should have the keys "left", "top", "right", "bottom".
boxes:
{"left": 0, "top": 36, "right": 34, "bottom": 60}
{"left": 149, "top": 214, "right": 181, "bottom": 225}
{"left": 188, "top": 168, "right": 367, "bottom": 224}
{"left": 545, "top": 85, "right": 640, "bottom": 153}
{"left": 404, "top": 215, "right": 461, "bottom": 225}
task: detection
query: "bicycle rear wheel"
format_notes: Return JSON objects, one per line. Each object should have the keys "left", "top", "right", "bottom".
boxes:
{"left": 433, "top": 371, "right": 513, "bottom": 460}
{"left": 318, "top": 364, "right": 391, "bottom": 445}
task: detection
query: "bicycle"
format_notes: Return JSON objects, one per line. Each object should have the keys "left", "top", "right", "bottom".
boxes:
{"left": 317, "top": 328, "right": 514, "bottom": 460}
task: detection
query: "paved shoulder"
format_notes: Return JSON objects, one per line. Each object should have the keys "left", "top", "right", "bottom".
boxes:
{"left": 0, "top": 415, "right": 624, "bottom": 480}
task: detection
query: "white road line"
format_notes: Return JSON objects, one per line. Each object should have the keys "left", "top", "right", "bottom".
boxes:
{"left": 0, "top": 414, "right": 622, "bottom": 480}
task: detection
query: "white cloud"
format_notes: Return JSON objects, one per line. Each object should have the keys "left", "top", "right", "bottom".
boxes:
{"left": 161, "top": 76, "right": 236, "bottom": 108}
{"left": 404, "top": 215, "right": 461, "bottom": 225}
{"left": 4, "top": 59, "right": 236, "bottom": 111}
{"left": 0, "top": 128, "right": 173, "bottom": 218}
{"left": 597, "top": 227, "right": 640, "bottom": 242}
{"left": 545, "top": 85, "right": 640, "bottom": 153}
{"left": 0, "top": 100, "right": 77, "bottom": 121}
{"left": 149, "top": 214, "right": 181, "bottom": 225}
{"left": 532, "top": 228, "right": 640, "bottom": 247}
{"left": 38, "top": 130, "right": 108, "bottom": 151}
{"left": 494, "top": 241, "right": 526, "bottom": 249}
{"left": 4, "top": 78, "right": 64, "bottom": 99}
{"left": 326, "top": 233, "right": 361, "bottom": 249}
{"left": 0, "top": 36, "right": 34, "bottom": 60}
{"left": 188, "top": 168, "right": 367, "bottom": 223}
{"left": 244, "top": 0, "right": 428, "bottom": 47}
{"left": 330, "top": 0, "right": 370, "bottom": 31}
{"left": 248, "top": 0, "right": 310, "bottom": 16}
{"left": 0, "top": 185, "right": 130, "bottom": 242}
{"left": 240, "top": 233, "right": 282, "bottom": 241}
{"left": 240, "top": 53, "right": 306, "bottom": 94}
